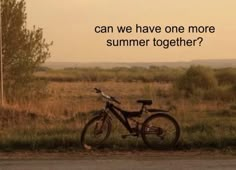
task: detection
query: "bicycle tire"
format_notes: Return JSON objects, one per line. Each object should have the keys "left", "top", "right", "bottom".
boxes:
{"left": 80, "top": 115, "right": 112, "bottom": 150}
{"left": 141, "top": 113, "right": 180, "bottom": 149}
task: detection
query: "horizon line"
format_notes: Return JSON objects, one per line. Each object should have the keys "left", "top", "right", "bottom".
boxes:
{"left": 45, "top": 58, "right": 236, "bottom": 63}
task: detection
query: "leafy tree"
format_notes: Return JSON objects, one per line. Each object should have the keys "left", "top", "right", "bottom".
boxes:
{"left": 1, "top": 0, "right": 52, "bottom": 101}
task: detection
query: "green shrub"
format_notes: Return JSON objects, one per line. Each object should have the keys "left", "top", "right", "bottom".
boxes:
{"left": 176, "top": 66, "right": 218, "bottom": 97}
{"left": 215, "top": 68, "right": 236, "bottom": 85}
{"left": 230, "top": 84, "right": 236, "bottom": 94}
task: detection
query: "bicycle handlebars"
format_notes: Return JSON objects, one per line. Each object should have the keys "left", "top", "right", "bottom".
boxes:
{"left": 94, "top": 88, "right": 121, "bottom": 104}
{"left": 94, "top": 88, "right": 101, "bottom": 93}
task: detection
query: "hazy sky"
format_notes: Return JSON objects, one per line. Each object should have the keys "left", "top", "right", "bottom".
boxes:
{"left": 26, "top": 0, "right": 236, "bottom": 62}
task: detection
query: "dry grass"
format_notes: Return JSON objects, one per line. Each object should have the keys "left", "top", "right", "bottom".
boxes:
{"left": 16, "top": 82, "right": 171, "bottom": 115}
{"left": 0, "top": 81, "right": 236, "bottom": 151}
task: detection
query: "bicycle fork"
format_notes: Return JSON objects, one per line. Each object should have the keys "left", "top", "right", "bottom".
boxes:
{"left": 94, "top": 111, "right": 111, "bottom": 135}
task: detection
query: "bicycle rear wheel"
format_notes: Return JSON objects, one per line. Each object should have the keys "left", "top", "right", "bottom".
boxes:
{"left": 80, "top": 116, "right": 111, "bottom": 150}
{"left": 141, "top": 113, "right": 180, "bottom": 149}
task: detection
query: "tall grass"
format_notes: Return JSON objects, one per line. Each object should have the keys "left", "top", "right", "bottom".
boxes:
{"left": 0, "top": 66, "right": 236, "bottom": 150}
{"left": 35, "top": 66, "right": 184, "bottom": 83}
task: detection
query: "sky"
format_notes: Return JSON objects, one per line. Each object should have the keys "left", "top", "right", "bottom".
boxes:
{"left": 26, "top": 0, "right": 236, "bottom": 62}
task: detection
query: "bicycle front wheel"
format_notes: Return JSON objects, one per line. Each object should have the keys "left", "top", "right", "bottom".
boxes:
{"left": 80, "top": 116, "right": 111, "bottom": 150}
{"left": 141, "top": 113, "right": 180, "bottom": 149}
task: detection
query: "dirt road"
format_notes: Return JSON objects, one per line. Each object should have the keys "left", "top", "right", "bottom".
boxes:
{"left": 1, "top": 159, "right": 236, "bottom": 170}
{"left": 0, "top": 151, "right": 236, "bottom": 170}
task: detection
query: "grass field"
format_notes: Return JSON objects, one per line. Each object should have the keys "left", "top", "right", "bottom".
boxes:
{"left": 0, "top": 66, "right": 236, "bottom": 151}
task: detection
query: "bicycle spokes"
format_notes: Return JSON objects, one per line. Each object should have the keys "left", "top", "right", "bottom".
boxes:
{"left": 81, "top": 116, "right": 111, "bottom": 150}
{"left": 141, "top": 114, "right": 180, "bottom": 149}
{"left": 145, "top": 126, "right": 165, "bottom": 136}
{"left": 94, "top": 121, "right": 104, "bottom": 136}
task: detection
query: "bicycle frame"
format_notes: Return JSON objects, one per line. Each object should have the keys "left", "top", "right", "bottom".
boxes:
{"left": 103, "top": 101, "right": 143, "bottom": 133}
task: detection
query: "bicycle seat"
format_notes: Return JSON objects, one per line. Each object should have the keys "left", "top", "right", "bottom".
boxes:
{"left": 137, "top": 100, "right": 152, "bottom": 105}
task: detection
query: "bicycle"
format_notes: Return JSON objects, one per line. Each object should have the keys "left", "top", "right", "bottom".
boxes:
{"left": 80, "top": 88, "right": 180, "bottom": 150}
